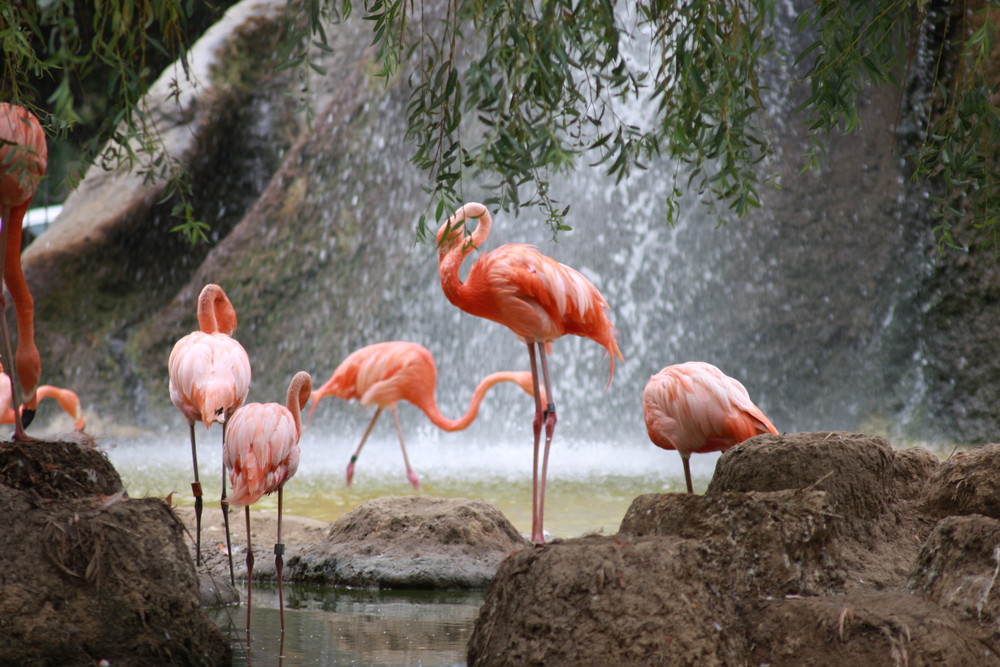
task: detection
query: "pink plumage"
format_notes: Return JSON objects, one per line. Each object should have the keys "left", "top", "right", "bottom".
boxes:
{"left": 436, "top": 202, "right": 623, "bottom": 543}
{"left": 224, "top": 400, "right": 302, "bottom": 506}
{"left": 643, "top": 361, "right": 778, "bottom": 493}
{"left": 223, "top": 371, "right": 311, "bottom": 634}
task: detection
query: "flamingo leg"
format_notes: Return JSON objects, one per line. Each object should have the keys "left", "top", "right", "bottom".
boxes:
{"left": 537, "top": 343, "right": 557, "bottom": 543}
{"left": 527, "top": 343, "right": 545, "bottom": 544}
{"left": 189, "top": 421, "right": 203, "bottom": 566}
{"left": 220, "top": 425, "right": 235, "bottom": 585}
{"left": 390, "top": 405, "right": 421, "bottom": 489}
{"left": 2, "top": 203, "right": 38, "bottom": 431}
{"left": 681, "top": 454, "right": 694, "bottom": 494}
{"left": 347, "top": 406, "right": 383, "bottom": 487}
{"left": 245, "top": 506, "right": 254, "bottom": 632}
{"left": 0, "top": 207, "right": 29, "bottom": 441}
{"left": 275, "top": 487, "right": 286, "bottom": 633}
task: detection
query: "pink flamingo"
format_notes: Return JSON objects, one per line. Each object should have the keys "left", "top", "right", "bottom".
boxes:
{"left": 437, "top": 203, "right": 623, "bottom": 543}
{"left": 224, "top": 370, "right": 311, "bottom": 633}
{"left": 0, "top": 362, "right": 84, "bottom": 430}
{"left": 308, "top": 340, "right": 541, "bottom": 489}
{"left": 0, "top": 103, "right": 47, "bottom": 440}
{"left": 168, "top": 283, "right": 251, "bottom": 576}
{"left": 642, "top": 361, "right": 779, "bottom": 493}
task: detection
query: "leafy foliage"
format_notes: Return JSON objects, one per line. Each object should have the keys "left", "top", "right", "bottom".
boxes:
{"left": 1, "top": 0, "right": 230, "bottom": 242}
{"left": 354, "top": 0, "right": 1000, "bottom": 244}
{"left": 4, "top": 0, "right": 999, "bottom": 246}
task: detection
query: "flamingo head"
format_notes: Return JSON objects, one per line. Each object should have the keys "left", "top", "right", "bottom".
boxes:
{"left": 436, "top": 202, "right": 487, "bottom": 257}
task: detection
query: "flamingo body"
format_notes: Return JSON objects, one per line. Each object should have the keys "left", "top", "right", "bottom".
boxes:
{"left": 169, "top": 331, "right": 251, "bottom": 427}
{"left": 167, "top": 283, "right": 250, "bottom": 571}
{"left": 642, "top": 361, "right": 778, "bottom": 492}
{"left": 309, "top": 340, "right": 538, "bottom": 488}
{"left": 224, "top": 401, "right": 301, "bottom": 506}
{"left": 0, "top": 103, "right": 47, "bottom": 437}
{"left": 437, "top": 203, "right": 622, "bottom": 542}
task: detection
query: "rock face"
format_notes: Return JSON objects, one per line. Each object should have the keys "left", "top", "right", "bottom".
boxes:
{"left": 0, "top": 439, "right": 230, "bottom": 666}
{"left": 467, "top": 432, "right": 1000, "bottom": 666}
{"left": 14, "top": 0, "right": 1000, "bottom": 446}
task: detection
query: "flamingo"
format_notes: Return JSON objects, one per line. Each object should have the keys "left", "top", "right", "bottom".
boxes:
{"left": 436, "top": 202, "right": 623, "bottom": 543}
{"left": 0, "top": 103, "right": 47, "bottom": 440}
{"left": 0, "top": 362, "right": 85, "bottom": 430}
{"left": 642, "top": 361, "right": 779, "bottom": 493}
{"left": 308, "top": 340, "right": 541, "bottom": 489}
{"left": 224, "top": 370, "right": 311, "bottom": 633}
{"left": 168, "top": 283, "right": 251, "bottom": 578}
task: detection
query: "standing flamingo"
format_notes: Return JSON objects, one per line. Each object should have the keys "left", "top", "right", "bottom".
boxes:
{"left": 436, "top": 203, "right": 623, "bottom": 543}
{"left": 224, "top": 370, "right": 311, "bottom": 633}
{"left": 642, "top": 361, "right": 779, "bottom": 493}
{"left": 308, "top": 341, "right": 541, "bottom": 489}
{"left": 168, "top": 283, "right": 251, "bottom": 578}
{"left": 0, "top": 103, "right": 47, "bottom": 440}
{"left": 0, "top": 362, "right": 85, "bottom": 430}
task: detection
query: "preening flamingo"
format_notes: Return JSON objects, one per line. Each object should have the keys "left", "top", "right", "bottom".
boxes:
{"left": 0, "top": 362, "right": 84, "bottom": 430}
{"left": 0, "top": 103, "right": 47, "bottom": 440}
{"left": 224, "top": 370, "right": 311, "bottom": 633}
{"left": 437, "top": 203, "right": 623, "bottom": 543}
{"left": 308, "top": 341, "right": 540, "bottom": 489}
{"left": 168, "top": 283, "right": 251, "bottom": 578}
{"left": 642, "top": 361, "right": 779, "bottom": 493}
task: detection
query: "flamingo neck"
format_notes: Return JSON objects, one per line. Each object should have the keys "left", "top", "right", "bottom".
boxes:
{"left": 286, "top": 372, "right": 313, "bottom": 438}
{"left": 439, "top": 206, "right": 491, "bottom": 310}
{"left": 417, "top": 370, "right": 523, "bottom": 432}
{"left": 197, "top": 286, "right": 238, "bottom": 335}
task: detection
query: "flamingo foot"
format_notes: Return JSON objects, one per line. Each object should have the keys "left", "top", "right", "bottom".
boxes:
{"left": 407, "top": 469, "right": 420, "bottom": 489}
{"left": 346, "top": 460, "right": 356, "bottom": 488}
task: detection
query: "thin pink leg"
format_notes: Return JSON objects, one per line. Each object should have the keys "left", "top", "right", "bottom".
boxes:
{"left": 390, "top": 406, "right": 421, "bottom": 489}
{"left": 275, "top": 488, "right": 286, "bottom": 633}
{"left": 244, "top": 507, "right": 254, "bottom": 632}
{"left": 537, "top": 344, "right": 557, "bottom": 543}
{"left": 347, "top": 407, "right": 383, "bottom": 487}
{"left": 527, "top": 343, "right": 545, "bottom": 543}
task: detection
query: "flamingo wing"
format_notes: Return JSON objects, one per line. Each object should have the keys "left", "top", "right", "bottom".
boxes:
{"left": 224, "top": 403, "right": 299, "bottom": 507}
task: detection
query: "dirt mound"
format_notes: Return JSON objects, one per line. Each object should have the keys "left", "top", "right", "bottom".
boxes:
{"left": 0, "top": 439, "right": 230, "bottom": 666}
{"left": 287, "top": 496, "right": 530, "bottom": 588}
{"left": 907, "top": 514, "right": 1000, "bottom": 629}
{"left": 707, "top": 431, "right": 900, "bottom": 520}
{"left": 468, "top": 432, "right": 998, "bottom": 666}
{"left": 923, "top": 443, "right": 1000, "bottom": 518}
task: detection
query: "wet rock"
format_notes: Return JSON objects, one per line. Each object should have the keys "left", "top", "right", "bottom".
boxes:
{"left": 0, "top": 440, "right": 231, "bottom": 666}
{"left": 286, "top": 496, "right": 530, "bottom": 588}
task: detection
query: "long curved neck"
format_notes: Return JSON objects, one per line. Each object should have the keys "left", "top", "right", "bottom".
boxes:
{"left": 438, "top": 204, "right": 491, "bottom": 309}
{"left": 416, "top": 370, "right": 526, "bottom": 432}
{"left": 286, "top": 371, "right": 313, "bottom": 438}
{"left": 36, "top": 385, "right": 84, "bottom": 429}
{"left": 196, "top": 285, "right": 238, "bottom": 335}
